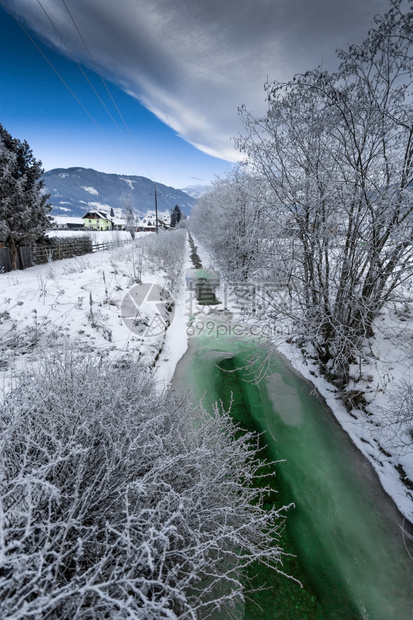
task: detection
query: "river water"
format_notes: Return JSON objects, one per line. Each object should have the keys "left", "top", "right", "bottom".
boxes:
{"left": 172, "top": 328, "right": 413, "bottom": 619}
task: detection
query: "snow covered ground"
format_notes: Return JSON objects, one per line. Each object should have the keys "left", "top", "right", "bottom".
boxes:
{"left": 46, "top": 229, "right": 147, "bottom": 241}
{"left": 0, "top": 233, "right": 189, "bottom": 394}
{"left": 191, "top": 237, "right": 413, "bottom": 525}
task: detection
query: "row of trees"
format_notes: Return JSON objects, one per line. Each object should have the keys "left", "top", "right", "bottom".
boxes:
{"left": 190, "top": 170, "right": 271, "bottom": 283}
{"left": 192, "top": 0, "right": 413, "bottom": 388}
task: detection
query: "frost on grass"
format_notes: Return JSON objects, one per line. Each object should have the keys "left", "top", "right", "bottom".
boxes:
{"left": 0, "top": 352, "right": 288, "bottom": 619}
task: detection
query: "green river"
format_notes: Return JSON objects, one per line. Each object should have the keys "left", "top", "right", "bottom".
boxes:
{"left": 172, "top": 329, "right": 413, "bottom": 619}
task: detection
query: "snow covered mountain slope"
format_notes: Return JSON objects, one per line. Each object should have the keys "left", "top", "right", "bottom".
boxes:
{"left": 179, "top": 184, "right": 211, "bottom": 199}
{"left": 42, "top": 167, "right": 195, "bottom": 218}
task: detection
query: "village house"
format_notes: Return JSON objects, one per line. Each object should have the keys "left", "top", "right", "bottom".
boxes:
{"left": 51, "top": 216, "right": 85, "bottom": 230}
{"left": 137, "top": 212, "right": 172, "bottom": 232}
{"left": 82, "top": 210, "right": 113, "bottom": 231}
{"left": 112, "top": 218, "right": 126, "bottom": 231}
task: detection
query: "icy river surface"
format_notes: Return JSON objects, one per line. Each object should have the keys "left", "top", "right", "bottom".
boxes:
{"left": 172, "top": 327, "right": 413, "bottom": 619}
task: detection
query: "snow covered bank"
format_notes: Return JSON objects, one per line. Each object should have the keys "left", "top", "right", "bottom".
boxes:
{"left": 152, "top": 243, "right": 192, "bottom": 391}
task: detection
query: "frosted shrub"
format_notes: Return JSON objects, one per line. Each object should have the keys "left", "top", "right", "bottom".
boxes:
{"left": 141, "top": 230, "right": 187, "bottom": 291}
{"left": 0, "top": 352, "right": 287, "bottom": 619}
{"left": 377, "top": 378, "right": 413, "bottom": 454}
{"left": 109, "top": 240, "right": 143, "bottom": 283}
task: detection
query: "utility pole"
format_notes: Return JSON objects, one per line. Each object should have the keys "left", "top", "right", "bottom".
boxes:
{"left": 154, "top": 183, "right": 159, "bottom": 234}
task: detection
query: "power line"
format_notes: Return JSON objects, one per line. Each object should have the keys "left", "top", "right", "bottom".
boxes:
{"left": 35, "top": 0, "right": 128, "bottom": 141}
{"left": 34, "top": 0, "right": 155, "bottom": 197}
{"left": 61, "top": 0, "right": 156, "bottom": 183}
{"left": 3, "top": 10, "right": 101, "bottom": 133}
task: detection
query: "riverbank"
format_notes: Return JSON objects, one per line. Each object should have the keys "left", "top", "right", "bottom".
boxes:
{"left": 152, "top": 235, "right": 193, "bottom": 391}
{"left": 0, "top": 231, "right": 187, "bottom": 391}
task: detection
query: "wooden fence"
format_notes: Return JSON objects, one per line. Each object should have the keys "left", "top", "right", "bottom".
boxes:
{"left": 0, "top": 248, "right": 12, "bottom": 274}
{"left": 0, "top": 237, "right": 133, "bottom": 274}
{"left": 91, "top": 239, "right": 132, "bottom": 253}
{"left": 0, "top": 246, "right": 33, "bottom": 273}
{"left": 33, "top": 237, "right": 93, "bottom": 265}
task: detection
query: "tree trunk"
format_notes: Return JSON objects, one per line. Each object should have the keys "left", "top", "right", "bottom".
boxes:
{"left": 8, "top": 233, "right": 18, "bottom": 270}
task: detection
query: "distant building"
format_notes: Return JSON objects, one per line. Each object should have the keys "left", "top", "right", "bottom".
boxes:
{"left": 50, "top": 216, "right": 85, "bottom": 230}
{"left": 82, "top": 210, "right": 113, "bottom": 231}
{"left": 112, "top": 218, "right": 126, "bottom": 231}
{"left": 137, "top": 215, "right": 156, "bottom": 232}
{"left": 137, "top": 213, "right": 171, "bottom": 232}
{"left": 159, "top": 213, "right": 171, "bottom": 227}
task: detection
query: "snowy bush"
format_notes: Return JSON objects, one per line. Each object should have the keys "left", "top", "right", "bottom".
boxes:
{"left": 141, "top": 230, "right": 187, "bottom": 291}
{"left": 0, "top": 352, "right": 287, "bottom": 619}
{"left": 109, "top": 230, "right": 186, "bottom": 290}
{"left": 377, "top": 378, "right": 413, "bottom": 455}
{"left": 109, "top": 240, "right": 143, "bottom": 283}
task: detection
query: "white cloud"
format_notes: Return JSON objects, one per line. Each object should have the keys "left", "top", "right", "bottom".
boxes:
{"left": 6, "top": 0, "right": 390, "bottom": 162}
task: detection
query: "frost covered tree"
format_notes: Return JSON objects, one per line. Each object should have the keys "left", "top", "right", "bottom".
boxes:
{"left": 142, "top": 228, "right": 187, "bottom": 291}
{"left": 0, "top": 352, "right": 288, "bottom": 619}
{"left": 236, "top": 0, "right": 413, "bottom": 387}
{"left": 170, "top": 204, "right": 182, "bottom": 228}
{"left": 190, "top": 166, "right": 273, "bottom": 282}
{"left": 124, "top": 204, "right": 136, "bottom": 239}
{"left": 0, "top": 123, "right": 51, "bottom": 269}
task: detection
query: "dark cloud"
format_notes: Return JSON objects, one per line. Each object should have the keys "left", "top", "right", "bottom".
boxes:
{"left": 5, "top": 0, "right": 391, "bottom": 161}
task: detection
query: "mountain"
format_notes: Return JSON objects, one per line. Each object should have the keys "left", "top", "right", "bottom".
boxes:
{"left": 42, "top": 168, "right": 195, "bottom": 218}
{"left": 180, "top": 184, "right": 211, "bottom": 199}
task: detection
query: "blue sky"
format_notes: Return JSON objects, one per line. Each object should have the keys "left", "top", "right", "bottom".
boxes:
{"left": 0, "top": 8, "right": 231, "bottom": 188}
{"left": 0, "top": 0, "right": 389, "bottom": 189}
